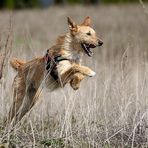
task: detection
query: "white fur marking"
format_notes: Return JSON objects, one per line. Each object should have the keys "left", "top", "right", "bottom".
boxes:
{"left": 88, "top": 70, "right": 96, "bottom": 77}
{"left": 57, "top": 60, "right": 72, "bottom": 75}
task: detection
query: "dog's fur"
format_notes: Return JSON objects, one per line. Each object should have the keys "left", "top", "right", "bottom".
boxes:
{"left": 6, "top": 17, "right": 103, "bottom": 125}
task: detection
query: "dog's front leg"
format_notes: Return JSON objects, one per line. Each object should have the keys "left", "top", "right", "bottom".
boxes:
{"left": 70, "top": 72, "right": 85, "bottom": 90}
{"left": 61, "top": 63, "right": 95, "bottom": 80}
{"left": 69, "top": 64, "right": 96, "bottom": 90}
{"left": 60, "top": 64, "right": 95, "bottom": 87}
{"left": 72, "top": 64, "right": 96, "bottom": 77}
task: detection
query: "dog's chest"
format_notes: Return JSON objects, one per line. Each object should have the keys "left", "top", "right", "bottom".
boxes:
{"left": 67, "top": 50, "right": 82, "bottom": 64}
{"left": 72, "top": 52, "right": 81, "bottom": 62}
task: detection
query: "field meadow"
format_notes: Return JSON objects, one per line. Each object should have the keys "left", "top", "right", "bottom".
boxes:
{"left": 0, "top": 3, "right": 148, "bottom": 147}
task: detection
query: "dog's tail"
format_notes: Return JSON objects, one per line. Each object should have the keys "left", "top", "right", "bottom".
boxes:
{"left": 10, "top": 58, "right": 26, "bottom": 71}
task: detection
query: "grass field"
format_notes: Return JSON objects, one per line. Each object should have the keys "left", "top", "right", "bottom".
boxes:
{"left": 0, "top": 3, "right": 148, "bottom": 147}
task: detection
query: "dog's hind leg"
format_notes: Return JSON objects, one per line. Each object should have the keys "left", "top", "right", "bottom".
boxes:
{"left": 6, "top": 75, "right": 26, "bottom": 124}
{"left": 11, "top": 60, "right": 45, "bottom": 125}
{"left": 12, "top": 82, "right": 37, "bottom": 124}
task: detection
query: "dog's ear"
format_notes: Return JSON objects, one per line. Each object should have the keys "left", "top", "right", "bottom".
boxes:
{"left": 81, "top": 16, "right": 91, "bottom": 26}
{"left": 67, "top": 17, "right": 78, "bottom": 32}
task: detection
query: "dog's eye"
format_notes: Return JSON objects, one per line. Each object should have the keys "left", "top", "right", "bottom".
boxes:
{"left": 86, "top": 32, "right": 91, "bottom": 36}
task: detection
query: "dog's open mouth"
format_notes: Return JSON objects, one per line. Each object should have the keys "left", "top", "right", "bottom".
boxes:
{"left": 81, "top": 43, "right": 96, "bottom": 57}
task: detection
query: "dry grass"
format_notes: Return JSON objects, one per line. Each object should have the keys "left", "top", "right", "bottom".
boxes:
{"left": 0, "top": 3, "right": 148, "bottom": 147}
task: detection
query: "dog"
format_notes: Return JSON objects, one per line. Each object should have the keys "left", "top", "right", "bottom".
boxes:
{"left": 6, "top": 16, "right": 103, "bottom": 125}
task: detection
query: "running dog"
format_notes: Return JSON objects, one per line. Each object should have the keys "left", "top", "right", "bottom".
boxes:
{"left": 6, "top": 16, "right": 103, "bottom": 125}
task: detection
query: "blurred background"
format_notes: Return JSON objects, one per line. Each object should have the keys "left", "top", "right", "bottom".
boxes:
{"left": 1, "top": 0, "right": 148, "bottom": 147}
{"left": 0, "top": 0, "right": 148, "bottom": 9}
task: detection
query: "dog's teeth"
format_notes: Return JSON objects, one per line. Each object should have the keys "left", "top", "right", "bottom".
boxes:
{"left": 89, "top": 50, "right": 93, "bottom": 56}
{"left": 81, "top": 43, "right": 94, "bottom": 57}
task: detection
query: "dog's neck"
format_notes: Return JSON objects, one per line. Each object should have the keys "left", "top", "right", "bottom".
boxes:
{"left": 61, "top": 33, "right": 83, "bottom": 63}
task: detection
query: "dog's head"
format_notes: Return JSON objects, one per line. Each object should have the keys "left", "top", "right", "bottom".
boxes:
{"left": 67, "top": 16, "right": 103, "bottom": 57}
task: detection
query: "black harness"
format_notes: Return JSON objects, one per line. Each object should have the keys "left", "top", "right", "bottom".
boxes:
{"left": 44, "top": 50, "right": 68, "bottom": 80}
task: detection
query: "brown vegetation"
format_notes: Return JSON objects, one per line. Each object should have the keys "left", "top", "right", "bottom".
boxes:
{"left": 0, "top": 3, "right": 148, "bottom": 147}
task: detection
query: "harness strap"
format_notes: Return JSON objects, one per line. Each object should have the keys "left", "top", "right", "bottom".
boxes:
{"left": 54, "top": 55, "right": 68, "bottom": 63}
{"left": 44, "top": 49, "right": 68, "bottom": 80}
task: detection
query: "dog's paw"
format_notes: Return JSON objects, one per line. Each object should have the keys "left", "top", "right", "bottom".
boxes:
{"left": 88, "top": 70, "right": 96, "bottom": 77}
{"left": 72, "top": 85, "right": 80, "bottom": 90}
{"left": 70, "top": 80, "right": 80, "bottom": 90}
{"left": 70, "top": 75, "right": 81, "bottom": 90}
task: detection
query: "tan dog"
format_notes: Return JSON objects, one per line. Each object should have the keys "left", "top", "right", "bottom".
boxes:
{"left": 7, "top": 16, "right": 103, "bottom": 125}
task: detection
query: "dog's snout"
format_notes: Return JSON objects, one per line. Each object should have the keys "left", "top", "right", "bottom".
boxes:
{"left": 98, "top": 40, "right": 103, "bottom": 46}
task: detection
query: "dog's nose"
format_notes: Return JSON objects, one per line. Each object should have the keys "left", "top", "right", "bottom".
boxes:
{"left": 98, "top": 40, "right": 103, "bottom": 46}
